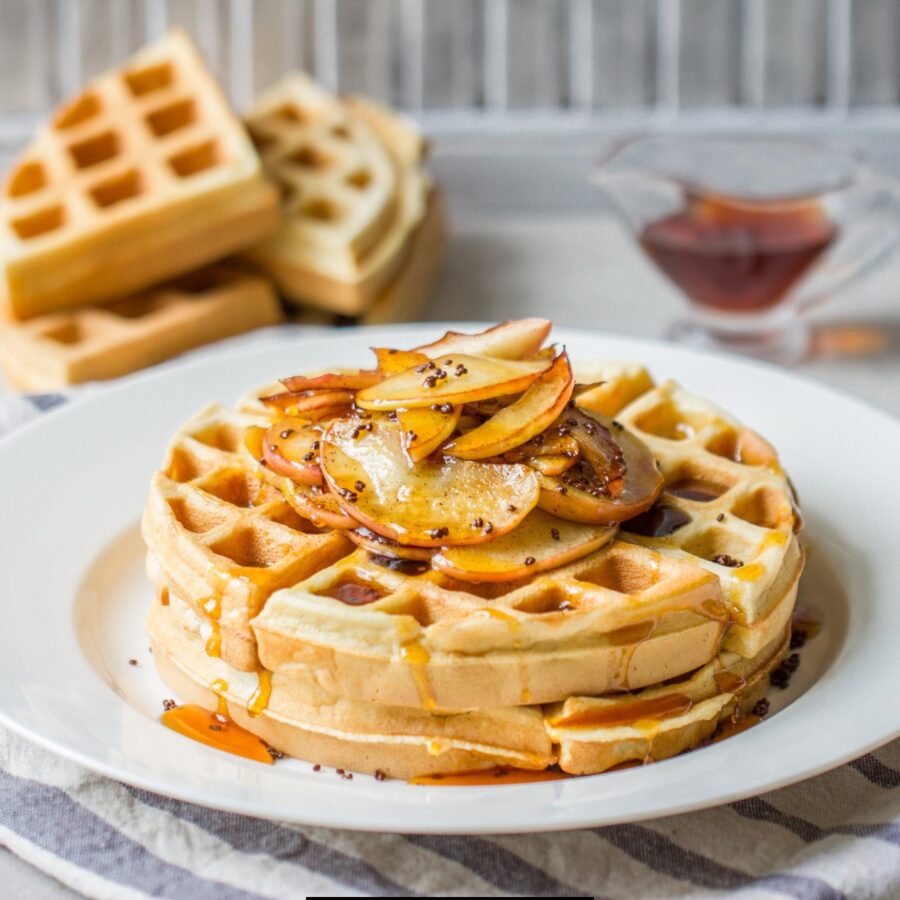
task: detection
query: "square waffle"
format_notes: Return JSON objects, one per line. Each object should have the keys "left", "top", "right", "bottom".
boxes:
{"left": 243, "top": 74, "right": 433, "bottom": 315}
{"left": 0, "top": 29, "right": 279, "bottom": 320}
{"left": 0, "top": 265, "right": 283, "bottom": 391}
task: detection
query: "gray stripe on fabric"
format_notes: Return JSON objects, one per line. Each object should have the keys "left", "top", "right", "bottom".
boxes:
{"left": 25, "top": 393, "right": 68, "bottom": 411}
{"left": 404, "top": 835, "right": 590, "bottom": 898}
{"left": 126, "top": 786, "right": 419, "bottom": 897}
{"left": 0, "top": 769, "right": 264, "bottom": 900}
{"left": 732, "top": 797, "right": 900, "bottom": 847}
{"left": 595, "top": 823, "right": 845, "bottom": 899}
{"left": 848, "top": 754, "right": 900, "bottom": 789}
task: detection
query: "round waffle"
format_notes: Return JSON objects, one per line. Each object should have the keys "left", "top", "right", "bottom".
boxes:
{"left": 143, "top": 350, "right": 803, "bottom": 776}
{"left": 149, "top": 586, "right": 789, "bottom": 778}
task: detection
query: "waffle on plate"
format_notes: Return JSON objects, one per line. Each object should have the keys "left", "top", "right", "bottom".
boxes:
{"left": 143, "top": 319, "right": 804, "bottom": 779}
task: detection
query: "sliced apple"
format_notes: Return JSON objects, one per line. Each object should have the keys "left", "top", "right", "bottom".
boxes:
{"left": 503, "top": 432, "right": 580, "bottom": 463}
{"left": 281, "top": 370, "right": 381, "bottom": 392}
{"left": 319, "top": 415, "right": 540, "bottom": 547}
{"left": 414, "top": 319, "right": 552, "bottom": 360}
{"left": 537, "top": 409, "right": 663, "bottom": 523}
{"left": 528, "top": 454, "right": 579, "bottom": 476}
{"left": 373, "top": 347, "right": 428, "bottom": 376}
{"left": 443, "top": 352, "right": 574, "bottom": 460}
{"left": 398, "top": 404, "right": 462, "bottom": 463}
{"left": 280, "top": 479, "right": 359, "bottom": 530}
{"left": 261, "top": 418, "right": 323, "bottom": 484}
{"left": 347, "top": 527, "right": 435, "bottom": 561}
{"left": 464, "top": 394, "right": 522, "bottom": 416}
{"left": 355, "top": 354, "right": 552, "bottom": 411}
{"left": 243, "top": 425, "right": 356, "bottom": 529}
{"left": 259, "top": 389, "right": 355, "bottom": 419}
{"left": 432, "top": 509, "right": 618, "bottom": 583}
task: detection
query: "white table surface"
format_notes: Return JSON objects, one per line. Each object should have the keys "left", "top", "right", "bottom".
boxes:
{"left": 2, "top": 133, "right": 900, "bottom": 897}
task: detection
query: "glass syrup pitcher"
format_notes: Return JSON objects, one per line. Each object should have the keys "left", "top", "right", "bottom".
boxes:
{"left": 593, "top": 137, "right": 900, "bottom": 364}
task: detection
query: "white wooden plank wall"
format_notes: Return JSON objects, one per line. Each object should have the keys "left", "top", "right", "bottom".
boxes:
{"left": 1, "top": 0, "right": 898, "bottom": 128}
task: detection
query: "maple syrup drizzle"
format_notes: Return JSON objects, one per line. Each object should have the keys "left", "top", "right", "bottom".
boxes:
{"left": 322, "top": 579, "right": 385, "bottom": 606}
{"left": 792, "top": 606, "right": 822, "bottom": 640}
{"left": 624, "top": 503, "right": 692, "bottom": 537}
{"left": 248, "top": 670, "right": 273, "bottom": 718}
{"left": 711, "top": 713, "right": 763, "bottom": 742}
{"left": 607, "top": 620, "right": 657, "bottom": 689}
{"left": 714, "top": 670, "right": 747, "bottom": 694}
{"left": 550, "top": 692, "right": 692, "bottom": 730}
{"left": 481, "top": 607, "right": 521, "bottom": 629}
{"left": 402, "top": 640, "right": 436, "bottom": 710}
{"left": 666, "top": 477, "right": 728, "bottom": 502}
{"left": 205, "top": 623, "right": 222, "bottom": 658}
{"left": 410, "top": 767, "right": 569, "bottom": 786}
{"left": 161, "top": 705, "right": 273, "bottom": 764}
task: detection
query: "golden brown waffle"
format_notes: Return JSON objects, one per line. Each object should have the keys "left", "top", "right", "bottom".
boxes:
{"left": 148, "top": 594, "right": 787, "bottom": 778}
{"left": 252, "top": 543, "right": 728, "bottom": 710}
{"left": 243, "top": 74, "right": 433, "bottom": 315}
{"left": 144, "top": 357, "right": 803, "bottom": 776}
{"left": 358, "top": 189, "right": 447, "bottom": 325}
{"left": 141, "top": 403, "right": 353, "bottom": 671}
{"left": 0, "top": 29, "right": 278, "bottom": 320}
{"left": 0, "top": 265, "right": 283, "bottom": 391}
{"left": 548, "top": 624, "right": 789, "bottom": 774}
{"left": 575, "top": 368, "right": 804, "bottom": 659}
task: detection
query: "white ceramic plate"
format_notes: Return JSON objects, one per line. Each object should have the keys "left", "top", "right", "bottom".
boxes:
{"left": 1, "top": 325, "right": 898, "bottom": 834}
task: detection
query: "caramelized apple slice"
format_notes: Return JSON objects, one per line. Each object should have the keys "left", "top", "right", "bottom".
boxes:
{"left": 464, "top": 395, "right": 521, "bottom": 416}
{"left": 528, "top": 454, "right": 579, "bottom": 476}
{"left": 432, "top": 509, "right": 617, "bottom": 583}
{"left": 355, "top": 355, "right": 552, "bottom": 411}
{"left": 347, "top": 527, "right": 435, "bottom": 561}
{"left": 373, "top": 347, "right": 428, "bottom": 376}
{"left": 503, "top": 432, "right": 580, "bottom": 463}
{"left": 398, "top": 404, "right": 462, "bottom": 463}
{"left": 320, "top": 415, "right": 540, "bottom": 546}
{"left": 538, "top": 410, "right": 663, "bottom": 523}
{"left": 259, "top": 390, "right": 355, "bottom": 419}
{"left": 281, "top": 370, "right": 381, "bottom": 392}
{"left": 261, "top": 418, "right": 322, "bottom": 484}
{"left": 280, "top": 479, "right": 358, "bottom": 530}
{"left": 243, "top": 426, "right": 355, "bottom": 528}
{"left": 414, "top": 319, "right": 551, "bottom": 360}
{"left": 443, "top": 352, "right": 574, "bottom": 459}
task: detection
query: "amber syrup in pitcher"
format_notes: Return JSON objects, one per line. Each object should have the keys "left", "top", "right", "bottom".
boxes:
{"left": 640, "top": 192, "right": 838, "bottom": 312}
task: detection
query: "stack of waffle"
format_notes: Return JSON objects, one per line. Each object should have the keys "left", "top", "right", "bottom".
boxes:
{"left": 244, "top": 75, "right": 445, "bottom": 324}
{"left": 0, "top": 31, "right": 446, "bottom": 392}
{"left": 143, "top": 326, "right": 803, "bottom": 779}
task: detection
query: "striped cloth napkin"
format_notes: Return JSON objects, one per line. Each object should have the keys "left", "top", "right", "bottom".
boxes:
{"left": 2, "top": 390, "right": 900, "bottom": 900}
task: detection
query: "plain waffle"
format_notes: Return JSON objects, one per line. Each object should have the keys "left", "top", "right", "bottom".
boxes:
{"left": 0, "top": 29, "right": 278, "bottom": 320}
{"left": 144, "top": 351, "right": 803, "bottom": 776}
{"left": 148, "top": 590, "right": 787, "bottom": 778}
{"left": 243, "top": 74, "right": 431, "bottom": 315}
{"left": 0, "top": 265, "right": 283, "bottom": 391}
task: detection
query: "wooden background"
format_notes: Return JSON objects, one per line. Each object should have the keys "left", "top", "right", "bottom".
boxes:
{"left": 1, "top": 0, "right": 899, "bottom": 125}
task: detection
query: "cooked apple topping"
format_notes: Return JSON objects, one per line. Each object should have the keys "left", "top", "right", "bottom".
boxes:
{"left": 248, "top": 320, "right": 664, "bottom": 582}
